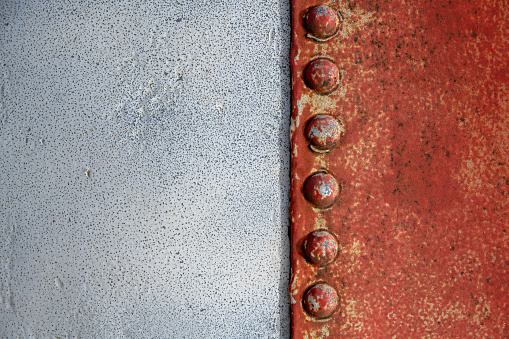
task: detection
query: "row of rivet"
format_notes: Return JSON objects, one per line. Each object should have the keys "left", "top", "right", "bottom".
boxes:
{"left": 300, "top": 4, "right": 343, "bottom": 320}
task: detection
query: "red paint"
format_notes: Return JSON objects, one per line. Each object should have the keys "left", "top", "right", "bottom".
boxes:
{"left": 291, "top": 0, "right": 509, "bottom": 337}
{"left": 302, "top": 283, "right": 339, "bottom": 318}
{"left": 303, "top": 230, "right": 339, "bottom": 266}
{"left": 303, "top": 172, "right": 340, "bottom": 209}
{"left": 304, "top": 58, "right": 341, "bottom": 94}
{"left": 304, "top": 5, "right": 340, "bottom": 40}
{"left": 305, "top": 114, "right": 344, "bottom": 152}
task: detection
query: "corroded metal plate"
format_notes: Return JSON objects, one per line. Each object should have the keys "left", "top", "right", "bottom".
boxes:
{"left": 290, "top": 0, "right": 509, "bottom": 337}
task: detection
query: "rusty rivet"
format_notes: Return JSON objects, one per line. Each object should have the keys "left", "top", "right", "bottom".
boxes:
{"left": 303, "top": 230, "right": 339, "bottom": 266}
{"left": 303, "top": 283, "right": 339, "bottom": 318}
{"left": 305, "top": 115, "right": 345, "bottom": 152}
{"left": 304, "top": 5, "right": 341, "bottom": 40}
{"left": 303, "top": 172, "right": 340, "bottom": 209}
{"left": 304, "top": 59, "right": 341, "bottom": 94}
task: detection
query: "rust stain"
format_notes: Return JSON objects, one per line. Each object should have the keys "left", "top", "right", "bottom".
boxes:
{"left": 290, "top": 0, "right": 509, "bottom": 337}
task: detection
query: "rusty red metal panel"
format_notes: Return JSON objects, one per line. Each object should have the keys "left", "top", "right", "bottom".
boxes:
{"left": 290, "top": 0, "right": 509, "bottom": 337}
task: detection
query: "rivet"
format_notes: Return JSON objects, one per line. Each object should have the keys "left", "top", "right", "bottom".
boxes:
{"left": 303, "top": 230, "right": 339, "bottom": 266}
{"left": 303, "top": 172, "right": 340, "bottom": 209}
{"left": 305, "top": 115, "right": 344, "bottom": 152}
{"left": 304, "top": 5, "right": 340, "bottom": 40}
{"left": 303, "top": 283, "right": 339, "bottom": 318}
{"left": 304, "top": 59, "right": 341, "bottom": 94}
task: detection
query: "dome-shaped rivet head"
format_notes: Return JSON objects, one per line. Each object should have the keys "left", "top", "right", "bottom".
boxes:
{"left": 305, "top": 115, "right": 345, "bottom": 152}
{"left": 303, "top": 283, "right": 339, "bottom": 318}
{"left": 303, "top": 230, "right": 339, "bottom": 266}
{"left": 303, "top": 172, "right": 340, "bottom": 209}
{"left": 304, "top": 5, "right": 341, "bottom": 40}
{"left": 304, "top": 59, "right": 341, "bottom": 94}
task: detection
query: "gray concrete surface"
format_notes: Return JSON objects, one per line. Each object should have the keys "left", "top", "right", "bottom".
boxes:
{"left": 0, "top": 0, "right": 290, "bottom": 337}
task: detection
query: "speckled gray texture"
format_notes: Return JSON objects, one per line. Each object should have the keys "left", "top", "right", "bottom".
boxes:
{"left": 0, "top": 0, "right": 290, "bottom": 337}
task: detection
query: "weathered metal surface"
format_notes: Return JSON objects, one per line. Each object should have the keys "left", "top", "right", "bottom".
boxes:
{"left": 304, "top": 5, "right": 341, "bottom": 41}
{"left": 290, "top": 0, "right": 509, "bottom": 337}
{"left": 303, "top": 283, "right": 340, "bottom": 319}
{"left": 303, "top": 172, "right": 341, "bottom": 209}
{"left": 305, "top": 114, "right": 345, "bottom": 152}
{"left": 303, "top": 230, "right": 339, "bottom": 266}
{"left": 304, "top": 58, "right": 342, "bottom": 94}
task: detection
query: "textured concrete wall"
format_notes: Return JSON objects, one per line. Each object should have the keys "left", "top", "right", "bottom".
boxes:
{"left": 0, "top": 0, "right": 290, "bottom": 337}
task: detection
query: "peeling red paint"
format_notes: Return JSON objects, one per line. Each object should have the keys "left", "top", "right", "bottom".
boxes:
{"left": 305, "top": 114, "right": 345, "bottom": 152}
{"left": 303, "top": 283, "right": 340, "bottom": 319}
{"left": 303, "top": 230, "right": 339, "bottom": 266}
{"left": 304, "top": 58, "right": 342, "bottom": 94}
{"left": 303, "top": 172, "right": 341, "bottom": 209}
{"left": 304, "top": 5, "right": 341, "bottom": 41}
{"left": 291, "top": 0, "right": 509, "bottom": 337}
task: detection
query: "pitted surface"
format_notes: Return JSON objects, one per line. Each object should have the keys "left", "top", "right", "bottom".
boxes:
{"left": 0, "top": 0, "right": 290, "bottom": 338}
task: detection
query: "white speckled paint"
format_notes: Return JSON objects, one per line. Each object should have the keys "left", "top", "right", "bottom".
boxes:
{"left": 0, "top": 0, "right": 290, "bottom": 338}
